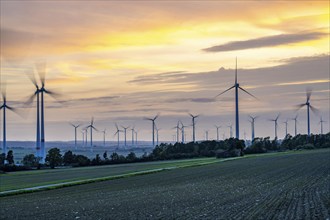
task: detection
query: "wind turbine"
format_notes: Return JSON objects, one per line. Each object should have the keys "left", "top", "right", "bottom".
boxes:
{"left": 134, "top": 130, "right": 138, "bottom": 146}
{"left": 228, "top": 124, "right": 233, "bottom": 138}
{"left": 27, "top": 62, "right": 59, "bottom": 162}
{"left": 214, "top": 125, "right": 221, "bottom": 141}
{"left": 83, "top": 128, "right": 88, "bottom": 147}
{"left": 248, "top": 115, "right": 258, "bottom": 141}
{"left": 291, "top": 115, "right": 298, "bottom": 136}
{"left": 269, "top": 114, "right": 280, "bottom": 139}
{"left": 70, "top": 123, "right": 81, "bottom": 150}
{"left": 173, "top": 121, "right": 181, "bottom": 143}
{"left": 114, "top": 123, "right": 122, "bottom": 148}
{"left": 283, "top": 119, "right": 288, "bottom": 138}
{"left": 205, "top": 130, "right": 209, "bottom": 141}
{"left": 144, "top": 114, "right": 159, "bottom": 147}
{"left": 180, "top": 121, "right": 188, "bottom": 143}
{"left": 0, "top": 92, "right": 19, "bottom": 156}
{"left": 121, "top": 125, "right": 130, "bottom": 147}
{"left": 189, "top": 113, "right": 199, "bottom": 142}
{"left": 81, "top": 130, "right": 85, "bottom": 146}
{"left": 215, "top": 58, "right": 257, "bottom": 139}
{"left": 130, "top": 127, "right": 135, "bottom": 146}
{"left": 295, "top": 89, "right": 319, "bottom": 136}
{"left": 101, "top": 129, "right": 106, "bottom": 147}
{"left": 155, "top": 125, "right": 160, "bottom": 146}
{"left": 85, "top": 117, "right": 98, "bottom": 151}
{"left": 319, "top": 117, "right": 326, "bottom": 134}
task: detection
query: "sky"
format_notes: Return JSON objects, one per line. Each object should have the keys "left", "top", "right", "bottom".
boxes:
{"left": 0, "top": 1, "right": 329, "bottom": 143}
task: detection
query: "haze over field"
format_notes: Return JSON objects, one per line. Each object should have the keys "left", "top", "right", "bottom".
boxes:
{"left": 0, "top": 1, "right": 329, "bottom": 142}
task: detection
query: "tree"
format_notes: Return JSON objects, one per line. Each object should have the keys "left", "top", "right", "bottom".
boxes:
{"left": 126, "top": 152, "right": 137, "bottom": 162}
{"left": 63, "top": 150, "right": 75, "bottom": 165}
{"left": 0, "top": 153, "right": 6, "bottom": 165}
{"left": 45, "top": 148, "right": 62, "bottom": 169}
{"left": 22, "top": 154, "right": 40, "bottom": 167}
{"left": 6, "top": 150, "right": 14, "bottom": 165}
{"left": 103, "top": 151, "right": 108, "bottom": 160}
{"left": 110, "top": 152, "right": 119, "bottom": 161}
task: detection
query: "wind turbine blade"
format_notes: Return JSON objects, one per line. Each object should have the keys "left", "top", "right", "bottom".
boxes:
{"left": 154, "top": 114, "right": 159, "bottom": 120}
{"left": 44, "top": 88, "right": 62, "bottom": 100}
{"left": 276, "top": 113, "right": 280, "bottom": 120}
{"left": 215, "top": 85, "right": 235, "bottom": 98}
{"left": 310, "top": 105, "right": 320, "bottom": 115}
{"left": 306, "top": 88, "right": 312, "bottom": 102}
{"left": 26, "top": 68, "right": 38, "bottom": 87}
{"left": 144, "top": 117, "right": 153, "bottom": 121}
{"left": 35, "top": 61, "right": 46, "bottom": 87}
{"left": 294, "top": 103, "right": 305, "bottom": 111}
{"left": 25, "top": 93, "right": 36, "bottom": 105}
{"left": 239, "top": 86, "right": 258, "bottom": 100}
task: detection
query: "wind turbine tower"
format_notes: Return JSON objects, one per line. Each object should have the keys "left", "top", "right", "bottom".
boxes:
{"left": 319, "top": 117, "right": 326, "bottom": 134}
{"left": 70, "top": 123, "right": 81, "bottom": 150}
{"left": 215, "top": 125, "right": 221, "bottom": 141}
{"left": 295, "top": 89, "right": 318, "bottom": 136}
{"left": 144, "top": 114, "right": 159, "bottom": 147}
{"left": 269, "top": 114, "right": 280, "bottom": 139}
{"left": 189, "top": 113, "right": 199, "bottom": 142}
{"left": 121, "top": 126, "right": 130, "bottom": 147}
{"left": 283, "top": 119, "right": 288, "bottom": 138}
{"left": 249, "top": 115, "right": 258, "bottom": 141}
{"left": 215, "top": 58, "right": 257, "bottom": 139}
{"left": 291, "top": 115, "right": 298, "bottom": 136}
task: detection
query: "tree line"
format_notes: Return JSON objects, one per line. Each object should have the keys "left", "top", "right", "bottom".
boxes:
{"left": 1, "top": 132, "right": 329, "bottom": 171}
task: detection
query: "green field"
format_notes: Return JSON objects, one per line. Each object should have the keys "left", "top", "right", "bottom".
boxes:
{"left": 0, "top": 149, "right": 329, "bottom": 219}
{"left": 0, "top": 157, "right": 221, "bottom": 192}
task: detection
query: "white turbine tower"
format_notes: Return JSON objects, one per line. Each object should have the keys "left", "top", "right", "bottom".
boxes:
{"left": 144, "top": 114, "right": 159, "bottom": 147}
{"left": 228, "top": 124, "right": 233, "bottom": 138}
{"left": 0, "top": 91, "right": 19, "bottom": 156}
{"left": 173, "top": 121, "right": 181, "bottom": 143}
{"left": 101, "top": 129, "right": 106, "bottom": 147}
{"left": 189, "top": 113, "right": 199, "bottom": 142}
{"left": 269, "top": 114, "right": 280, "bottom": 139}
{"left": 70, "top": 123, "right": 81, "bottom": 150}
{"left": 283, "top": 119, "right": 289, "bottom": 138}
{"left": 155, "top": 125, "right": 160, "bottom": 146}
{"left": 114, "top": 123, "right": 123, "bottom": 148}
{"left": 205, "top": 130, "right": 209, "bottom": 141}
{"left": 85, "top": 117, "right": 98, "bottom": 152}
{"left": 319, "top": 117, "right": 326, "bottom": 134}
{"left": 130, "top": 127, "right": 135, "bottom": 146}
{"left": 291, "top": 115, "right": 299, "bottom": 136}
{"left": 249, "top": 115, "right": 258, "bottom": 141}
{"left": 180, "top": 121, "right": 188, "bottom": 143}
{"left": 121, "top": 126, "right": 130, "bottom": 147}
{"left": 215, "top": 125, "right": 221, "bottom": 141}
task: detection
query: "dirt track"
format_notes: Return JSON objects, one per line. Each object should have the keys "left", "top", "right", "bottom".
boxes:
{"left": 1, "top": 150, "right": 329, "bottom": 219}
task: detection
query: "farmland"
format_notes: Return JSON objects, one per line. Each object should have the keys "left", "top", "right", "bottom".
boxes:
{"left": 0, "top": 149, "right": 329, "bottom": 219}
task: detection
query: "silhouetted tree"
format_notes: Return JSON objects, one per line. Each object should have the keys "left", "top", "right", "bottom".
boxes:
{"left": 63, "top": 150, "right": 75, "bottom": 165}
{"left": 46, "top": 148, "right": 62, "bottom": 169}
{"left": 6, "top": 150, "right": 14, "bottom": 165}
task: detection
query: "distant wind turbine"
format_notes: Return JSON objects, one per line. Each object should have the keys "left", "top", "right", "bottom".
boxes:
{"left": 283, "top": 119, "right": 288, "bottom": 137}
{"left": 180, "top": 121, "right": 188, "bottom": 143}
{"left": 70, "top": 123, "right": 81, "bottom": 150}
{"left": 205, "top": 130, "right": 209, "bottom": 141}
{"left": 134, "top": 130, "right": 138, "bottom": 146}
{"left": 319, "top": 117, "right": 326, "bottom": 134}
{"left": 130, "top": 126, "right": 135, "bottom": 146}
{"left": 85, "top": 117, "right": 98, "bottom": 151}
{"left": 215, "top": 58, "right": 258, "bottom": 139}
{"left": 248, "top": 115, "right": 258, "bottom": 141}
{"left": 155, "top": 125, "right": 160, "bottom": 146}
{"left": 295, "top": 89, "right": 319, "bottom": 136}
{"left": 0, "top": 91, "right": 19, "bottom": 156}
{"left": 189, "top": 113, "right": 199, "bottom": 142}
{"left": 121, "top": 126, "right": 130, "bottom": 147}
{"left": 144, "top": 114, "right": 159, "bottom": 147}
{"left": 173, "top": 121, "right": 181, "bottom": 143}
{"left": 101, "top": 129, "right": 106, "bottom": 147}
{"left": 81, "top": 130, "right": 85, "bottom": 146}
{"left": 291, "top": 115, "right": 298, "bottom": 136}
{"left": 269, "top": 114, "right": 280, "bottom": 139}
{"left": 114, "top": 123, "right": 122, "bottom": 148}
{"left": 214, "top": 125, "right": 221, "bottom": 141}
{"left": 228, "top": 124, "right": 233, "bottom": 138}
